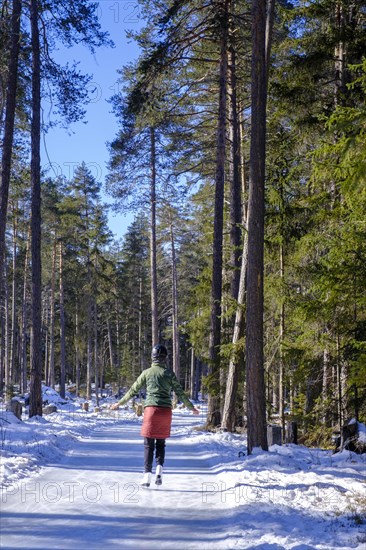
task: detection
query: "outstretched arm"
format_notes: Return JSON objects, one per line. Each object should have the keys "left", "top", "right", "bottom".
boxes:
{"left": 110, "top": 372, "right": 147, "bottom": 410}
{"left": 170, "top": 373, "right": 200, "bottom": 414}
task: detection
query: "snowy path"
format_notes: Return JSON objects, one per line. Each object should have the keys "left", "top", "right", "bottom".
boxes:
{"left": 1, "top": 409, "right": 365, "bottom": 549}
{"left": 1, "top": 412, "right": 239, "bottom": 549}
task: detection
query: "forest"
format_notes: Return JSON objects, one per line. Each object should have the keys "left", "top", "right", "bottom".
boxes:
{"left": 0, "top": 0, "right": 365, "bottom": 452}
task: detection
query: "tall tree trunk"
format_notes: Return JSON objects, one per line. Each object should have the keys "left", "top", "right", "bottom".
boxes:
{"left": 4, "top": 261, "right": 10, "bottom": 399}
{"left": 43, "top": 294, "right": 49, "bottom": 386}
{"left": 107, "top": 318, "right": 114, "bottom": 371}
{"left": 150, "top": 127, "right": 159, "bottom": 346}
{"left": 245, "top": 0, "right": 270, "bottom": 452}
{"left": 138, "top": 277, "right": 143, "bottom": 373}
{"left": 115, "top": 295, "right": 120, "bottom": 374}
{"left": 221, "top": 235, "right": 248, "bottom": 431}
{"left": 190, "top": 346, "right": 197, "bottom": 401}
{"left": 221, "top": 5, "right": 247, "bottom": 431}
{"left": 86, "top": 217, "right": 92, "bottom": 400}
{"left": 322, "top": 345, "right": 330, "bottom": 424}
{"left": 228, "top": 0, "right": 242, "bottom": 303}
{"left": 48, "top": 238, "right": 56, "bottom": 387}
{"left": 207, "top": 0, "right": 229, "bottom": 427}
{"left": 0, "top": 0, "right": 22, "bottom": 279}
{"left": 278, "top": 242, "right": 285, "bottom": 438}
{"left": 29, "top": 0, "right": 42, "bottom": 418}
{"left": 94, "top": 300, "right": 99, "bottom": 406}
{"left": 0, "top": 316, "right": 5, "bottom": 396}
{"left": 265, "top": 0, "right": 276, "bottom": 84}
{"left": 86, "top": 312, "right": 92, "bottom": 400}
{"left": 169, "top": 212, "right": 180, "bottom": 379}
{"left": 10, "top": 215, "right": 17, "bottom": 386}
{"left": 59, "top": 241, "right": 66, "bottom": 398}
{"left": 0, "top": 0, "right": 22, "bottom": 401}
{"left": 336, "top": 330, "right": 343, "bottom": 428}
{"left": 221, "top": 116, "right": 249, "bottom": 431}
{"left": 327, "top": 1, "right": 346, "bottom": 207}
{"left": 75, "top": 306, "right": 81, "bottom": 395}
{"left": 334, "top": 1, "right": 346, "bottom": 107}
{"left": 20, "top": 228, "right": 30, "bottom": 394}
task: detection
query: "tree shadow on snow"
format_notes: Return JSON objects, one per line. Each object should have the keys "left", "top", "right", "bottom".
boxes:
{"left": 0, "top": 501, "right": 356, "bottom": 550}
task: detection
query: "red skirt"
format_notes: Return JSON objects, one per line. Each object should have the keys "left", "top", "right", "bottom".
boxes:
{"left": 140, "top": 406, "right": 173, "bottom": 439}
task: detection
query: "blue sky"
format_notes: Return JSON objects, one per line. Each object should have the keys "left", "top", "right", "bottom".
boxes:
{"left": 41, "top": 1, "right": 143, "bottom": 240}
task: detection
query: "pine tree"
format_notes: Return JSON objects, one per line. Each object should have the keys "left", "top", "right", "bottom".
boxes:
{"left": 116, "top": 215, "right": 150, "bottom": 382}
{"left": 0, "top": 0, "right": 22, "bottom": 282}
{"left": 245, "top": 0, "right": 275, "bottom": 452}
{"left": 28, "top": 0, "right": 42, "bottom": 418}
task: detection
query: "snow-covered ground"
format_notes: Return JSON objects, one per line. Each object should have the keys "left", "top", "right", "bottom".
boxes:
{"left": 1, "top": 391, "right": 365, "bottom": 549}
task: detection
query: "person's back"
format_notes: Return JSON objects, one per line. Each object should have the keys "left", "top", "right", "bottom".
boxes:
{"left": 143, "top": 361, "right": 174, "bottom": 407}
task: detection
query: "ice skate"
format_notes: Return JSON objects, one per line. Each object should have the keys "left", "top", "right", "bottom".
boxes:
{"left": 141, "top": 472, "right": 151, "bottom": 487}
{"left": 155, "top": 465, "right": 163, "bottom": 486}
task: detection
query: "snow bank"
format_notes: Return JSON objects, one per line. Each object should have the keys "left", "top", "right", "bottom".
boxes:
{"left": 172, "top": 419, "right": 366, "bottom": 523}
{"left": 0, "top": 392, "right": 139, "bottom": 490}
{"left": 1, "top": 396, "right": 365, "bottom": 549}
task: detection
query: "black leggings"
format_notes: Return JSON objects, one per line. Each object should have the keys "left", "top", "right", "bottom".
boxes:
{"left": 144, "top": 437, "right": 166, "bottom": 473}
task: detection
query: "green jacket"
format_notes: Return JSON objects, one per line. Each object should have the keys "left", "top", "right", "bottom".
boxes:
{"left": 118, "top": 360, "right": 195, "bottom": 410}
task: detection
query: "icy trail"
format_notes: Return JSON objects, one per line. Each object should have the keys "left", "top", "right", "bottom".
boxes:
{"left": 1, "top": 409, "right": 365, "bottom": 549}
{"left": 1, "top": 412, "right": 238, "bottom": 549}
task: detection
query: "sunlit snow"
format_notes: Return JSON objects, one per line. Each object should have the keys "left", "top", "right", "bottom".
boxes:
{"left": 1, "top": 394, "right": 365, "bottom": 549}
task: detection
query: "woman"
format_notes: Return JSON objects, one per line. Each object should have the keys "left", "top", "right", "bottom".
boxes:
{"left": 110, "top": 344, "right": 199, "bottom": 487}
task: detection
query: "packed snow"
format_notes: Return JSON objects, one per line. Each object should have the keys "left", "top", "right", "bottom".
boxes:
{"left": 1, "top": 389, "right": 365, "bottom": 549}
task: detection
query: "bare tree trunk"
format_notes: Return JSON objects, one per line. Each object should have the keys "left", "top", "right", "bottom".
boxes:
{"left": 169, "top": 212, "right": 180, "bottom": 379}
{"left": 0, "top": 316, "right": 5, "bottom": 396}
{"left": 4, "top": 261, "right": 10, "bottom": 398}
{"left": 334, "top": 1, "right": 346, "bottom": 107}
{"left": 115, "top": 295, "right": 120, "bottom": 372}
{"left": 278, "top": 242, "right": 285, "bottom": 439}
{"left": 221, "top": 5, "right": 248, "bottom": 431}
{"left": 48, "top": 238, "right": 56, "bottom": 387}
{"left": 0, "top": 0, "right": 22, "bottom": 279}
{"left": 86, "top": 312, "right": 92, "bottom": 399}
{"left": 228, "top": 0, "right": 242, "bottom": 303}
{"left": 138, "top": 277, "right": 143, "bottom": 373}
{"left": 75, "top": 307, "right": 81, "bottom": 395}
{"left": 336, "top": 330, "right": 343, "bottom": 428}
{"left": 43, "top": 294, "right": 49, "bottom": 386}
{"left": 94, "top": 300, "right": 99, "bottom": 406}
{"left": 207, "top": 0, "right": 229, "bottom": 428}
{"left": 29, "top": 0, "right": 42, "bottom": 417}
{"left": 245, "top": 0, "right": 270, "bottom": 452}
{"left": 289, "top": 370, "right": 295, "bottom": 416}
{"left": 322, "top": 346, "right": 330, "bottom": 424}
{"left": 190, "top": 346, "right": 197, "bottom": 401}
{"left": 20, "top": 229, "right": 30, "bottom": 394}
{"left": 150, "top": 126, "right": 159, "bottom": 346}
{"left": 265, "top": 0, "right": 276, "bottom": 83}
{"left": 86, "top": 225, "right": 92, "bottom": 400}
{"left": 59, "top": 241, "right": 66, "bottom": 398}
{"left": 1, "top": 0, "right": 22, "bottom": 400}
{"left": 107, "top": 318, "right": 114, "bottom": 370}
{"left": 10, "top": 216, "right": 17, "bottom": 386}
{"left": 221, "top": 235, "right": 248, "bottom": 431}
